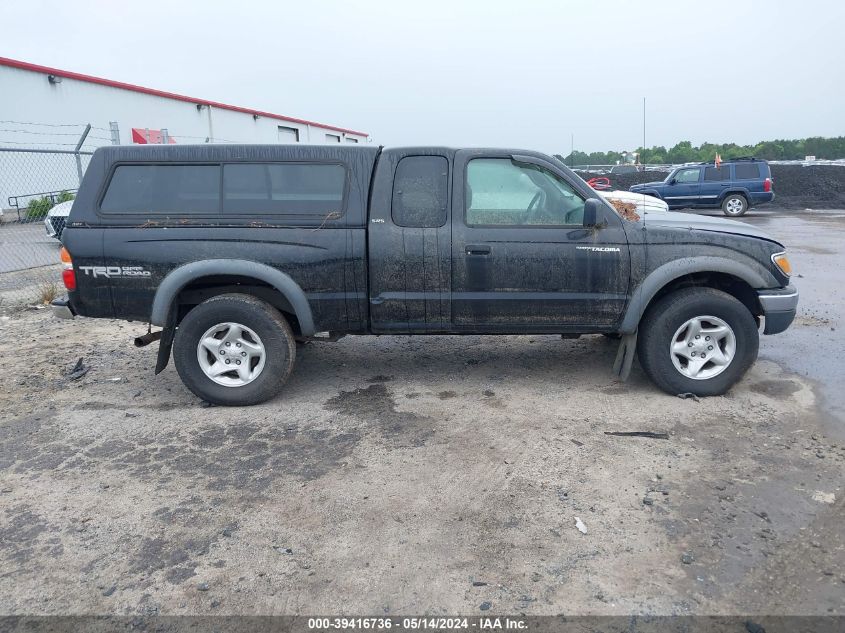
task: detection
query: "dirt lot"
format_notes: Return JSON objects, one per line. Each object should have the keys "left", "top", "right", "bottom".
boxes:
{"left": 1, "top": 210, "right": 843, "bottom": 617}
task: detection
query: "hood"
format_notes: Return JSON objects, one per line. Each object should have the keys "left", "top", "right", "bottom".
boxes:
{"left": 600, "top": 190, "right": 669, "bottom": 213}
{"left": 46, "top": 200, "right": 74, "bottom": 217}
{"left": 644, "top": 211, "right": 781, "bottom": 244}
{"left": 629, "top": 181, "right": 665, "bottom": 190}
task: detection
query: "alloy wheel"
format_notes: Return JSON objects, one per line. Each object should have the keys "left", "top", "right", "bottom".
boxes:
{"left": 670, "top": 315, "right": 736, "bottom": 380}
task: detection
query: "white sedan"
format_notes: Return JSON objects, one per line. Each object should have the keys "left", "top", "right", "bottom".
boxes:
{"left": 599, "top": 190, "right": 668, "bottom": 214}
{"left": 44, "top": 200, "right": 74, "bottom": 240}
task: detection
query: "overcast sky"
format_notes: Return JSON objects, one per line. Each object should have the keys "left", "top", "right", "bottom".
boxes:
{"left": 2, "top": 0, "right": 843, "bottom": 154}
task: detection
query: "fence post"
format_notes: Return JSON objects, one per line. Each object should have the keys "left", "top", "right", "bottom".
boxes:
{"left": 74, "top": 123, "right": 91, "bottom": 185}
{"left": 109, "top": 121, "right": 120, "bottom": 145}
{"left": 161, "top": 128, "right": 169, "bottom": 144}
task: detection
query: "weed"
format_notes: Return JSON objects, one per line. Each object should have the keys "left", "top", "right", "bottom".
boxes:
{"left": 36, "top": 281, "right": 60, "bottom": 305}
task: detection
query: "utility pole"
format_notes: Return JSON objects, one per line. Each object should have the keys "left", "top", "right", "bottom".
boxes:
{"left": 570, "top": 132, "right": 574, "bottom": 167}
{"left": 643, "top": 97, "right": 646, "bottom": 156}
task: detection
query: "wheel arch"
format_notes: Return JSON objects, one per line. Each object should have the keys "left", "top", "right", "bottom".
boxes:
{"left": 150, "top": 260, "right": 316, "bottom": 336}
{"left": 720, "top": 188, "right": 750, "bottom": 203}
{"left": 638, "top": 189, "right": 663, "bottom": 199}
{"left": 619, "top": 257, "right": 767, "bottom": 333}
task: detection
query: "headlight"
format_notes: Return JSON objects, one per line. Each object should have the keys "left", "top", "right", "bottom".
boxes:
{"left": 772, "top": 252, "right": 792, "bottom": 277}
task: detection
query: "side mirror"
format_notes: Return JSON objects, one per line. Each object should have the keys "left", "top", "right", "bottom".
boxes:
{"left": 583, "top": 198, "right": 601, "bottom": 227}
{"left": 668, "top": 178, "right": 677, "bottom": 185}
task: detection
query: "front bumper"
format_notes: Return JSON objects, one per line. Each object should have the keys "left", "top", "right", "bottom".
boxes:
{"left": 44, "top": 215, "right": 66, "bottom": 239}
{"left": 51, "top": 296, "right": 75, "bottom": 319}
{"left": 758, "top": 285, "right": 798, "bottom": 334}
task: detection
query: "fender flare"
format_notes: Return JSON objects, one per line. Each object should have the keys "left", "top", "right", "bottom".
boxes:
{"left": 618, "top": 256, "right": 768, "bottom": 333}
{"left": 719, "top": 188, "right": 751, "bottom": 203}
{"left": 150, "top": 259, "right": 316, "bottom": 336}
{"left": 637, "top": 190, "right": 663, "bottom": 200}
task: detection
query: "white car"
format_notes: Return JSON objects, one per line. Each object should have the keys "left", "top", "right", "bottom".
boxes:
{"left": 44, "top": 200, "right": 74, "bottom": 240}
{"left": 599, "top": 190, "right": 668, "bottom": 214}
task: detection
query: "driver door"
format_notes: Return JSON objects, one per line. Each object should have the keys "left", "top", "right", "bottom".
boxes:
{"left": 663, "top": 166, "right": 702, "bottom": 208}
{"left": 450, "top": 150, "right": 630, "bottom": 331}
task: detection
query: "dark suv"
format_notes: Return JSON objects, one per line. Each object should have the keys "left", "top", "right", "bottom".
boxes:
{"left": 629, "top": 158, "right": 774, "bottom": 216}
{"left": 52, "top": 145, "right": 797, "bottom": 405}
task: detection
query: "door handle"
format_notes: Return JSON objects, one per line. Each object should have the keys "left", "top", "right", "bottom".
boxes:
{"left": 465, "top": 245, "right": 491, "bottom": 256}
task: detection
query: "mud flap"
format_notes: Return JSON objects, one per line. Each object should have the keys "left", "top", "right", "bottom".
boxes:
{"left": 154, "top": 311, "right": 177, "bottom": 374}
{"left": 612, "top": 331, "right": 638, "bottom": 382}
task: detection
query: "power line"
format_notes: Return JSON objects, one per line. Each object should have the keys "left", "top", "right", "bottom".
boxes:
{"left": 0, "top": 119, "right": 110, "bottom": 131}
{"left": 0, "top": 139, "right": 100, "bottom": 147}
{"left": 0, "top": 129, "right": 112, "bottom": 143}
{"left": 0, "top": 127, "right": 92, "bottom": 137}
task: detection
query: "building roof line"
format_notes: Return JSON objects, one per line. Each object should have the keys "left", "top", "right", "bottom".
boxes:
{"left": 0, "top": 56, "right": 368, "bottom": 137}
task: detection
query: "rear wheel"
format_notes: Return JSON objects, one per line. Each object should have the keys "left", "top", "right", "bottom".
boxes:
{"left": 173, "top": 293, "right": 296, "bottom": 406}
{"left": 722, "top": 194, "right": 748, "bottom": 217}
{"left": 637, "top": 287, "right": 758, "bottom": 396}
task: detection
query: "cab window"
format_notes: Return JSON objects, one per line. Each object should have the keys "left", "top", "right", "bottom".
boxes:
{"left": 466, "top": 158, "right": 585, "bottom": 226}
{"left": 392, "top": 156, "right": 448, "bottom": 228}
{"left": 735, "top": 163, "right": 761, "bottom": 179}
{"left": 704, "top": 165, "right": 731, "bottom": 181}
{"left": 673, "top": 167, "right": 701, "bottom": 184}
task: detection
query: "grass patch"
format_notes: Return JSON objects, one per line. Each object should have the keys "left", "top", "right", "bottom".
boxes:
{"left": 36, "top": 281, "right": 60, "bottom": 305}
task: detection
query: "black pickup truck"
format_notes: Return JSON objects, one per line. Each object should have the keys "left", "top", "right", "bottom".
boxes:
{"left": 53, "top": 145, "right": 797, "bottom": 405}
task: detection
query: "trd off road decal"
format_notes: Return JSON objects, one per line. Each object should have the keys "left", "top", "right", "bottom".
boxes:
{"left": 78, "top": 266, "right": 152, "bottom": 278}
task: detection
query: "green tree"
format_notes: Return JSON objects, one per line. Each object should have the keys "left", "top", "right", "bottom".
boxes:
{"left": 666, "top": 141, "right": 696, "bottom": 164}
{"left": 561, "top": 136, "right": 845, "bottom": 165}
{"left": 26, "top": 196, "right": 52, "bottom": 220}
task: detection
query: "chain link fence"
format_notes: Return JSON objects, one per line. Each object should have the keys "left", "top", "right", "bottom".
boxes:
{"left": 0, "top": 148, "right": 92, "bottom": 307}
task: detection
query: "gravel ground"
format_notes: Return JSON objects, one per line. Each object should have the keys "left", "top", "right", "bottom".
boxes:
{"left": 0, "top": 211, "right": 843, "bottom": 617}
{"left": 0, "top": 222, "right": 61, "bottom": 273}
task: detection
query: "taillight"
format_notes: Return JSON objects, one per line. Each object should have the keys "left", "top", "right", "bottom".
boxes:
{"left": 60, "top": 246, "right": 76, "bottom": 291}
{"left": 62, "top": 268, "right": 77, "bottom": 291}
{"left": 764, "top": 177, "right": 772, "bottom": 192}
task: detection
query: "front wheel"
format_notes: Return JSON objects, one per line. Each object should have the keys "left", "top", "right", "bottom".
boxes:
{"left": 722, "top": 194, "right": 748, "bottom": 217}
{"left": 173, "top": 293, "right": 296, "bottom": 406}
{"left": 637, "top": 287, "right": 758, "bottom": 396}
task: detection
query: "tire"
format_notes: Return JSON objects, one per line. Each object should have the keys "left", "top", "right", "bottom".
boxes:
{"left": 173, "top": 293, "right": 296, "bottom": 406}
{"left": 722, "top": 194, "right": 748, "bottom": 217}
{"left": 637, "top": 287, "right": 758, "bottom": 397}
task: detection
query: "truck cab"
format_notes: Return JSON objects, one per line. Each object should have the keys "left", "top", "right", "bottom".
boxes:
{"left": 366, "top": 148, "right": 629, "bottom": 334}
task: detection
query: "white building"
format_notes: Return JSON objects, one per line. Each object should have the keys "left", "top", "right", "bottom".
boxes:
{"left": 0, "top": 56, "right": 369, "bottom": 217}
{"left": 0, "top": 56, "right": 369, "bottom": 148}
